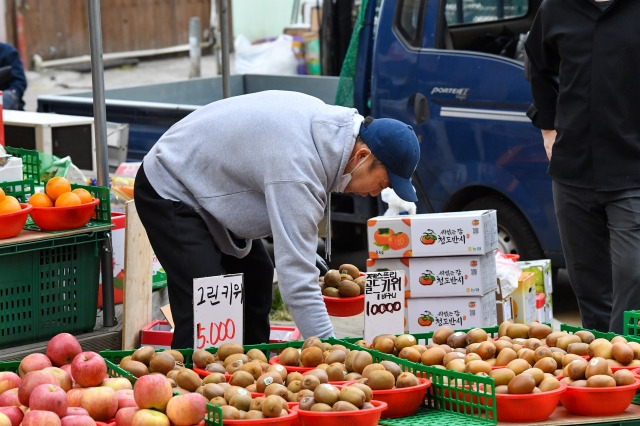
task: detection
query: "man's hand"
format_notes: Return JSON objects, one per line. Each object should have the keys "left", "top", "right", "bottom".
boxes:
{"left": 541, "top": 129, "right": 557, "bottom": 161}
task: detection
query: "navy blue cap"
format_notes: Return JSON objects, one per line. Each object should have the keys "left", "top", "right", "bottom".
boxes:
{"left": 359, "top": 118, "right": 420, "bottom": 202}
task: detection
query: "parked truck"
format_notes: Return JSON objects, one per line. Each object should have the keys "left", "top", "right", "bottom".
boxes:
{"left": 37, "top": 0, "right": 560, "bottom": 271}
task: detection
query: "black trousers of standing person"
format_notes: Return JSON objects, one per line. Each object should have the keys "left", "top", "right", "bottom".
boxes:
{"left": 553, "top": 181, "right": 640, "bottom": 334}
{"left": 134, "top": 163, "right": 274, "bottom": 349}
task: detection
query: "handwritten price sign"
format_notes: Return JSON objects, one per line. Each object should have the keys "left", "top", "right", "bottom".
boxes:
{"left": 364, "top": 270, "right": 405, "bottom": 342}
{"left": 193, "top": 273, "right": 244, "bottom": 349}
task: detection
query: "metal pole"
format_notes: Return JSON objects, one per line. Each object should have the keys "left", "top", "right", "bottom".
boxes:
{"left": 88, "top": 0, "right": 116, "bottom": 327}
{"left": 219, "top": 0, "right": 231, "bottom": 98}
{"left": 189, "top": 17, "right": 201, "bottom": 78}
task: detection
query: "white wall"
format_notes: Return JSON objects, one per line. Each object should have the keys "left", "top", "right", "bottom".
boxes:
{"left": 232, "top": 0, "right": 296, "bottom": 42}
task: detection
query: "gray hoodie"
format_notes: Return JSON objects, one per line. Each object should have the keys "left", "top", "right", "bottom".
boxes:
{"left": 142, "top": 90, "right": 358, "bottom": 338}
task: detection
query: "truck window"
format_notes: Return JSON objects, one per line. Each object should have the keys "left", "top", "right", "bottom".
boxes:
{"left": 445, "top": 0, "right": 529, "bottom": 25}
{"left": 395, "top": 0, "right": 425, "bottom": 48}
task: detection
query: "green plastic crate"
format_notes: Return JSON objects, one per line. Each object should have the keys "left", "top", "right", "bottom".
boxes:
{"left": 0, "top": 179, "right": 111, "bottom": 231}
{"left": 0, "top": 230, "right": 108, "bottom": 349}
{"left": 4, "top": 146, "right": 40, "bottom": 182}
{"left": 0, "top": 361, "right": 20, "bottom": 374}
{"left": 624, "top": 311, "right": 640, "bottom": 338}
{"left": 205, "top": 403, "right": 223, "bottom": 426}
{"left": 561, "top": 323, "right": 640, "bottom": 344}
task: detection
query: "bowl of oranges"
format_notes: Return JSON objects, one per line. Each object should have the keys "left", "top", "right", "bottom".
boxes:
{"left": 0, "top": 188, "right": 33, "bottom": 239}
{"left": 28, "top": 177, "right": 99, "bottom": 231}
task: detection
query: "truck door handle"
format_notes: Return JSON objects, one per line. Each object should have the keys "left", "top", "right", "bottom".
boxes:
{"left": 413, "top": 93, "right": 430, "bottom": 125}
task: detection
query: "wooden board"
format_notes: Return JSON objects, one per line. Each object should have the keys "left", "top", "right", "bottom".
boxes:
{"left": 0, "top": 224, "right": 113, "bottom": 246}
{"left": 122, "top": 200, "right": 153, "bottom": 350}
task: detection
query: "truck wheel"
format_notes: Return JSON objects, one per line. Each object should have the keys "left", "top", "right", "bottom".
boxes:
{"left": 462, "top": 196, "right": 543, "bottom": 261}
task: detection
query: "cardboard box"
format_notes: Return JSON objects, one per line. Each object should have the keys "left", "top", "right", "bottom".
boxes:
{"left": 367, "top": 253, "right": 497, "bottom": 297}
{"left": 518, "top": 259, "right": 553, "bottom": 294}
{"left": 367, "top": 210, "right": 498, "bottom": 259}
{"left": 536, "top": 292, "right": 553, "bottom": 324}
{"left": 406, "top": 291, "right": 497, "bottom": 333}
{"left": 511, "top": 272, "right": 537, "bottom": 324}
{"left": 496, "top": 296, "right": 513, "bottom": 324}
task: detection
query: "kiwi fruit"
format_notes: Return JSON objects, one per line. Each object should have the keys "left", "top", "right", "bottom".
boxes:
{"left": 556, "top": 335, "right": 582, "bottom": 351}
{"left": 332, "top": 401, "right": 359, "bottom": 411}
{"left": 338, "top": 280, "right": 361, "bottom": 297}
{"left": 148, "top": 351, "right": 176, "bottom": 375}
{"left": 324, "top": 349, "right": 347, "bottom": 365}
{"left": 162, "top": 349, "right": 185, "bottom": 364}
{"left": 476, "top": 341, "right": 497, "bottom": 360}
{"left": 395, "top": 334, "right": 418, "bottom": 351}
{"left": 131, "top": 346, "right": 155, "bottom": 365}
{"left": 339, "top": 386, "right": 366, "bottom": 407}
{"left": 176, "top": 368, "right": 202, "bottom": 392}
{"left": 373, "top": 337, "right": 396, "bottom": 354}
{"left": 396, "top": 372, "right": 420, "bottom": 388}
{"left": 380, "top": 360, "right": 402, "bottom": 379}
{"left": 325, "top": 364, "right": 346, "bottom": 382}
{"left": 119, "top": 359, "right": 149, "bottom": 377}
{"left": 533, "top": 357, "right": 558, "bottom": 374}
{"left": 517, "top": 348, "right": 535, "bottom": 366}
{"left": 202, "top": 372, "right": 226, "bottom": 384}
{"left": 611, "top": 342, "right": 634, "bottom": 365}
{"left": 538, "top": 376, "right": 561, "bottom": 392}
{"left": 298, "top": 396, "right": 316, "bottom": 411}
{"left": 506, "top": 358, "right": 532, "bottom": 375}
{"left": 244, "top": 411, "right": 265, "bottom": 419}
{"left": 338, "top": 263, "right": 360, "bottom": 280}
{"left": 229, "top": 393, "right": 252, "bottom": 411}
{"left": 442, "top": 351, "right": 466, "bottom": 366}
{"left": 239, "top": 361, "right": 263, "bottom": 380}
{"left": 398, "top": 347, "right": 422, "bottom": 363}
{"left": 465, "top": 328, "right": 488, "bottom": 345}
{"left": 229, "top": 370, "right": 255, "bottom": 388}
{"left": 522, "top": 367, "right": 544, "bottom": 385}
{"left": 246, "top": 348, "right": 268, "bottom": 363}
{"left": 361, "top": 363, "right": 386, "bottom": 379}
{"left": 524, "top": 338, "right": 543, "bottom": 351}
{"left": 421, "top": 346, "right": 447, "bottom": 366}
{"left": 574, "top": 330, "right": 595, "bottom": 344}
{"left": 506, "top": 323, "right": 530, "bottom": 339}
{"left": 297, "top": 389, "right": 314, "bottom": 401}
{"left": 446, "top": 358, "right": 466, "bottom": 372}
{"left": 279, "top": 347, "right": 301, "bottom": 366}
{"left": 305, "top": 368, "right": 329, "bottom": 383}
{"left": 464, "top": 353, "right": 482, "bottom": 363}
{"left": 587, "top": 374, "right": 616, "bottom": 387}
{"left": 613, "top": 369, "right": 636, "bottom": 386}
{"left": 432, "top": 326, "right": 455, "bottom": 345}
{"left": 566, "top": 342, "right": 589, "bottom": 356}
{"left": 489, "top": 368, "right": 515, "bottom": 386}
{"left": 265, "top": 383, "right": 289, "bottom": 399}
{"left": 221, "top": 405, "right": 241, "bottom": 419}
{"left": 323, "top": 287, "right": 340, "bottom": 297}
{"left": 205, "top": 362, "right": 226, "bottom": 374}
{"left": 256, "top": 372, "right": 284, "bottom": 393}
{"left": 262, "top": 394, "right": 285, "bottom": 418}
{"left": 498, "top": 321, "right": 512, "bottom": 338}
{"left": 464, "top": 360, "right": 492, "bottom": 375}
{"left": 366, "top": 369, "right": 396, "bottom": 390}
{"left": 447, "top": 332, "right": 468, "bottom": 348}
{"left": 310, "top": 403, "right": 333, "bottom": 412}
{"left": 351, "top": 351, "right": 373, "bottom": 374}
{"left": 528, "top": 322, "right": 553, "bottom": 339}
{"left": 545, "top": 331, "right": 569, "bottom": 347}
{"left": 202, "top": 383, "right": 226, "bottom": 400}
{"left": 324, "top": 270, "right": 341, "bottom": 288}
{"left": 585, "top": 357, "right": 612, "bottom": 378}
{"left": 507, "top": 373, "right": 536, "bottom": 394}
{"left": 611, "top": 336, "right": 628, "bottom": 345}
{"left": 495, "top": 347, "right": 518, "bottom": 366}
{"left": 589, "top": 339, "right": 613, "bottom": 359}
{"left": 300, "top": 347, "right": 324, "bottom": 367}
{"left": 300, "top": 374, "right": 321, "bottom": 391}
{"left": 314, "top": 383, "right": 340, "bottom": 406}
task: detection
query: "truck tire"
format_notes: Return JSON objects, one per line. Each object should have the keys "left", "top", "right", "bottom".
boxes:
{"left": 462, "top": 196, "right": 543, "bottom": 261}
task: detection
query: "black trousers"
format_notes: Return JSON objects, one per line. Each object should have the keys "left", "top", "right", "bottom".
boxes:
{"left": 134, "top": 163, "right": 274, "bottom": 348}
{"left": 553, "top": 181, "right": 640, "bottom": 334}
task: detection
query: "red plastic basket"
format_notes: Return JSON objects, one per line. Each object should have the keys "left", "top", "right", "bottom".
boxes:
{"left": 29, "top": 198, "right": 100, "bottom": 231}
{"left": 269, "top": 356, "right": 314, "bottom": 373}
{"left": 0, "top": 203, "right": 31, "bottom": 238}
{"left": 291, "top": 400, "right": 387, "bottom": 426}
{"left": 559, "top": 377, "right": 640, "bottom": 416}
{"left": 496, "top": 381, "right": 566, "bottom": 422}
{"left": 323, "top": 294, "right": 364, "bottom": 317}
{"left": 222, "top": 405, "right": 298, "bottom": 425}
{"left": 368, "top": 377, "right": 431, "bottom": 418}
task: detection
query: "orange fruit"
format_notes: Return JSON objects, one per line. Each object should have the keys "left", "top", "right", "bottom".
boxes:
{"left": 55, "top": 192, "right": 82, "bottom": 207}
{"left": 0, "top": 195, "right": 21, "bottom": 214}
{"left": 28, "top": 192, "right": 54, "bottom": 208}
{"left": 45, "top": 176, "right": 72, "bottom": 201}
{"left": 71, "top": 188, "right": 93, "bottom": 204}
{"left": 0, "top": 187, "right": 5, "bottom": 202}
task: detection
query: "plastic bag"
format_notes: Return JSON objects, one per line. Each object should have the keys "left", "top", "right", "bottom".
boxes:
{"left": 38, "top": 152, "right": 87, "bottom": 185}
{"left": 495, "top": 249, "right": 522, "bottom": 296}
{"left": 234, "top": 34, "right": 299, "bottom": 75}
{"left": 381, "top": 188, "right": 417, "bottom": 216}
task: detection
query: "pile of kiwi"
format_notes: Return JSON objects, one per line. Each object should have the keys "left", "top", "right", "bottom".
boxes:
{"left": 320, "top": 263, "right": 364, "bottom": 297}
{"left": 212, "top": 388, "right": 292, "bottom": 420}
{"left": 297, "top": 382, "right": 376, "bottom": 412}
{"left": 118, "top": 345, "right": 185, "bottom": 378}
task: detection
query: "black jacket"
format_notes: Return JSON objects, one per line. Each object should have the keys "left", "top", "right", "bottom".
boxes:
{"left": 0, "top": 43, "right": 27, "bottom": 109}
{"left": 525, "top": 0, "right": 640, "bottom": 190}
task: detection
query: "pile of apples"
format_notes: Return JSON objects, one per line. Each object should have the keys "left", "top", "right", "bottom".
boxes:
{"left": 0, "top": 332, "right": 207, "bottom": 426}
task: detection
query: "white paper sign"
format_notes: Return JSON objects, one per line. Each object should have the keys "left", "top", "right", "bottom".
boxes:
{"left": 363, "top": 270, "right": 405, "bottom": 343}
{"left": 193, "top": 273, "right": 244, "bottom": 349}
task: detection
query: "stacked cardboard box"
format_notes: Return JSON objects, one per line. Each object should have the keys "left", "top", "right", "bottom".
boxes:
{"left": 518, "top": 259, "right": 554, "bottom": 323}
{"left": 366, "top": 210, "right": 499, "bottom": 332}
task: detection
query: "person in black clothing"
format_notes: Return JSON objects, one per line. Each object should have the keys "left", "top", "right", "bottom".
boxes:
{"left": 0, "top": 43, "right": 27, "bottom": 110}
{"left": 525, "top": 0, "right": 640, "bottom": 334}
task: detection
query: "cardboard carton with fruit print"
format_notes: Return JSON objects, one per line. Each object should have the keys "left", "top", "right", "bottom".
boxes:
{"left": 367, "top": 210, "right": 498, "bottom": 259}
{"left": 367, "top": 253, "right": 497, "bottom": 297}
{"left": 406, "top": 292, "right": 497, "bottom": 333}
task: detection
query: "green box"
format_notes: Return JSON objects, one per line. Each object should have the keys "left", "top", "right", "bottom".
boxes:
{"left": 4, "top": 146, "right": 40, "bottom": 182}
{"left": 624, "top": 310, "right": 640, "bottom": 338}
{"left": 0, "top": 230, "right": 108, "bottom": 349}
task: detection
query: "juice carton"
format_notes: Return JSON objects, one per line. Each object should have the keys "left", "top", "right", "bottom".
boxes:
{"left": 367, "top": 210, "right": 498, "bottom": 259}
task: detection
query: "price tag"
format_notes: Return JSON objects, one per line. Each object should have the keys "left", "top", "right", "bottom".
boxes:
{"left": 363, "top": 270, "right": 405, "bottom": 343}
{"left": 193, "top": 273, "right": 244, "bottom": 349}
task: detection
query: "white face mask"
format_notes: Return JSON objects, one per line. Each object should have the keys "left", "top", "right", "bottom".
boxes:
{"left": 335, "top": 154, "right": 370, "bottom": 192}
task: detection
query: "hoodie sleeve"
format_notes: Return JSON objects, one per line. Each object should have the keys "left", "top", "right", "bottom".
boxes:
{"left": 524, "top": 3, "right": 559, "bottom": 131}
{"left": 264, "top": 180, "right": 334, "bottom": 339}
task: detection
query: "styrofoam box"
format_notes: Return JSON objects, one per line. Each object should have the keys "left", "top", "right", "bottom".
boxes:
{"left": 406, "top": 291, "right": 497, "bottom": 334}
{"left": 367, "top": 253, "right": 497, "bottom": 297}
{"left": 0, "top": 156, "right": 23, "bottom": 182}
{"left": 367, "top": 210, "right": 498, "bottom": 259}
{"left": 518, "top": 259, "right": 553, "bottom": 295}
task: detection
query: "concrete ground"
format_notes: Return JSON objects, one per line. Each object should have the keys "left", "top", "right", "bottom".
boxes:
{"left": 20, "top": 53, "right": 582, "bottom": 339}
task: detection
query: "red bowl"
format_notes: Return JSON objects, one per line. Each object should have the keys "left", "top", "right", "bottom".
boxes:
{"left": 0, "top": 203, "right": 32, "bottom": 238}
{"left": 223, "top": 403, "right": 299, "bottom": 425}
{"left": 291, "top": 399, "right": 387, "bottom": 426}
{"left": 369, "top": 377, "right": 431, "bottom": 418}
{"left": 496, "top": 381, "right": 566, "bottom": 422}
{"left": 559, "top": 377, "right": 640, "bottom": 416}
{"left": 192, "top": 366, "right": 231, "bottom": 381}
{"left": 29, "top": 198, "right": 99, "bottom": 231}
{"left": 323, "top": 294, "right": 364, "bottom": 317}
{"left": 268, "top": 356, "right": 314, "bottom": 373}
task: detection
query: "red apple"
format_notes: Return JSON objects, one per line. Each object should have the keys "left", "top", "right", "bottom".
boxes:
{"left": 18, "top": 353, "right": 52, "bottom": 377}
{"left": 0, "top": 373, "right": 21, "bottom": 395}
{"left": 17, "top": 369, "right": 59, "bottom": 406}
{"left": 60, "top": 414, "right": 96, "bottom": 426}
{"left": 114, "top": 406, "right": 138, "bottom": 426}
{"left": 101, "top": 377, "right": 132, "bottom": 392}
{"left": 66, "top": 388, "right": 88, "bottom": 407}
{"left": 80, "top": 386, "right": 117, "bottom": 421}
{"left": 43, "top": 367, "right": 73, "bottom": 392}
{"left": 0, "top": 388, "right": 20, "bottom": 407}
{"left": 165, "top": 393, "right": 207, "bottom": 426}
{"left": 29, "top": 383, "right": 68, "bottom": 417}
{"left": 0, "top": 412, "right": 11, "bottom": 426}
{"left": 115, "top": 389, "right": 136, "bottom": 409}
{"left": 60, "top": 364, "right": 73, "bottom": 379}
{"left": 46, "top": 334, "right": 83, "bottom": 367}
{"left": 22, "top": 409, "right": 62, "bottom": 426}
{"left": 132, "top": 374, "right": 172, "bottom": 411}
{"left": 131, "top": 408, "right": 169, "bottom": 426}
{"left": 64, "top": 406, "right": 89, "bottom": 417}
{"left": 70, "top": 352, "right": 106, "bottom": 388}
{"left": 0, "top": 406, "right": 23, "bottom": 426}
